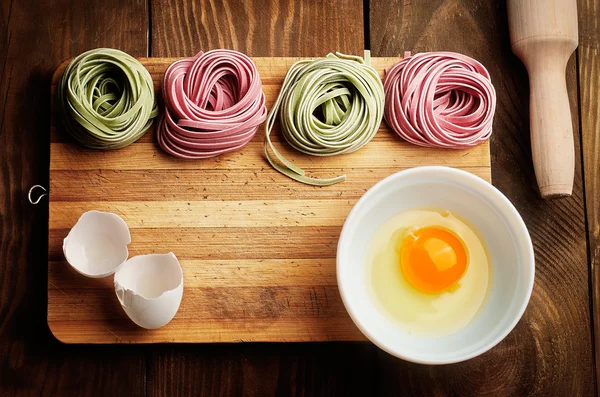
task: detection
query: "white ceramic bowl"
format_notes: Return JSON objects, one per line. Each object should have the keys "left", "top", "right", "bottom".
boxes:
{"left": 337, "top": 166, "right": 534, "bottom": 364}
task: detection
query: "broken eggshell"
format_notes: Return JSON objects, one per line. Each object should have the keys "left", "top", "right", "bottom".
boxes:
{"left": 63, "top": 210, "right": 131, "bottom": 278}
{"left": 114, "top": 253, "right": 184, "bottom": 329}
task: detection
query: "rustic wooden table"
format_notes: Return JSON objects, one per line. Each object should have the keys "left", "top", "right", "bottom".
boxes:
{"left": 1, "top": 0, "right": 598, "bottom": 395}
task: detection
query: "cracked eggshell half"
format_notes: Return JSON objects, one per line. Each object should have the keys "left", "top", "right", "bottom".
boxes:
{"left": 63, "top": 210, "right": 131, "bottom": 278}
{"left": 114, "top": 253, "right": 184, "bottom": 329}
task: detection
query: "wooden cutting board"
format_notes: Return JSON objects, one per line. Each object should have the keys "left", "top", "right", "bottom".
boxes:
{"left": 48, "top": 57, "right": 491, "bottom": 343}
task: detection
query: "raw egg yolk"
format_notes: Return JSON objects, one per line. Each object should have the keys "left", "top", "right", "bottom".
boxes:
{"left": 400, "top": 227, "right": 467, "bottom": 294}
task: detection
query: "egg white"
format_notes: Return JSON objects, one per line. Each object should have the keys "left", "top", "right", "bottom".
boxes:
{"left": 367, "top": 209, "right": 490, "bottom": 337}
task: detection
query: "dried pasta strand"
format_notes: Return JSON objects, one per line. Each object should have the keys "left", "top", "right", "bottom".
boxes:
{"left": 384, "top": 51, "right": 496, "bottom": 149}
{"left": 58, "top": 48, "right": 158, "bottom": 149}
{"left": 264, "top": 51, "right": 384, "bottom": 186}
{"left": 157, "top": 50, "right": 267, "bottom": 159}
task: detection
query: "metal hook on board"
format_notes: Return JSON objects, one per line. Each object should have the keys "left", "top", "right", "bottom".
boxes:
{"left": 28, "top": 185, "right": 48, "bottom": 205}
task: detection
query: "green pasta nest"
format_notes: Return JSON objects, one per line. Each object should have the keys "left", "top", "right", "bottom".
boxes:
{"left": 58, "top": 48, "right": 158, "bottom": 149}
{"left": 265, "top": 52, "right": 384, "bottom": 186}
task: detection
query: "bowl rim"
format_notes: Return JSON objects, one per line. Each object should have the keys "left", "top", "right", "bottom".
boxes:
{"left": 336, "top": 166, "right": 535, "bottom": 364}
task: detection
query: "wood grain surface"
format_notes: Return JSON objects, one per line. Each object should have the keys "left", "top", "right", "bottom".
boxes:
{"left": 146, "top": 2, "right": 381, "bottom": 395}
{"left": 578, "top": 0, "right": 600, "bottom": 389}
{"left": 48, "top": 57, "right": 490, "bottom": 344}
{"left": 150, "top": 0, "right": 365, "bottom": 57}
{"left": 370, "top": 0, "right": 594, "bottom": 396}
{"left": 0, "top": 0, "right": 148, "bottom": 396}
{"left": 1, "top": 0, "right": 598, "bottom": 395}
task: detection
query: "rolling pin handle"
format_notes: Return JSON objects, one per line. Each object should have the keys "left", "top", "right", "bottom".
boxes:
{"left": 525, "top": 46, "right": 576, "bottom": 199}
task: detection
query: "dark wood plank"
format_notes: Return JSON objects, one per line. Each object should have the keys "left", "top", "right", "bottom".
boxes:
{"left": 147, "top": 344, "right": 375, "bottom": 397}
{"left": 151, "top": 0, "right": 365, "bottom": 57}
{"left": 0, "top": 0, "right": 148, "bottom": 395}
{"left": 578, "top": 0, "right": 600, "bottom": 390}
{"left": 370, "top": 0, "right": 594, "bottom": 395}
{"left": 148, "top": 0, "right": 374, "bottom": 394}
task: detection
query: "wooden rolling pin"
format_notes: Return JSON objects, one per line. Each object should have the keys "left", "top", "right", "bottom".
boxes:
{"left": 507, "top": 0, "right": 578, "bottom": 199}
